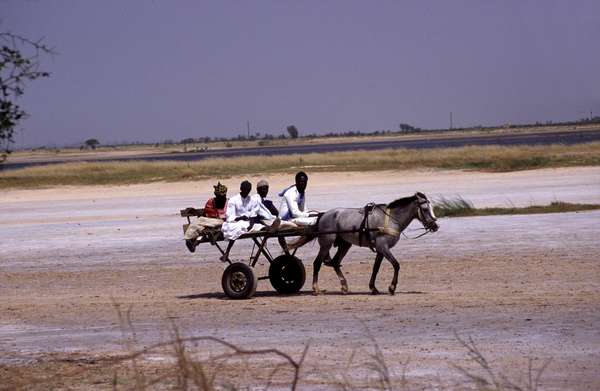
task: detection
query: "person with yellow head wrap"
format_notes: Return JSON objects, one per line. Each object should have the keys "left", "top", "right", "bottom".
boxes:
{"left": 203, "top": 182, "right": 228, "bottom": 218}
{"left": 184, "top": 182, "right": 229, "bottom": 252}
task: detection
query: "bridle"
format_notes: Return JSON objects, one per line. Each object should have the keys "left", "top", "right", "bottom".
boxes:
{"left": 376, "top": 198, "right": 438, "bottom": 240}
{"left": 416, "top": 199, "right": 438, "bottom": 231}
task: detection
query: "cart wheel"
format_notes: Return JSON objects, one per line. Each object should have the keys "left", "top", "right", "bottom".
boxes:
{"left": 222, "top": 262, "right": 257, "bottom": 300}
{"left": 269, "top": 255, "right": 306, "bottom": 294}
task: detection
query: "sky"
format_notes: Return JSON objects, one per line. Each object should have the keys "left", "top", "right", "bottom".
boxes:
{"left": 2, "top": 0, "right": 599, "bottom": 147}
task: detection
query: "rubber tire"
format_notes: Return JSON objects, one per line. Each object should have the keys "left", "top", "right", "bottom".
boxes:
{"left": 269, "top": 255, "right": 306, "bottom": 294}
{"left": 221, "top": 262, "right": 257, "bottom": 300}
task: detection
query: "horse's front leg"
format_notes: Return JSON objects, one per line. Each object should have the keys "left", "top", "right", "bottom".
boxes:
{"left": 369, "top": 253, "right": 384, "bottom": 295}
{"left": 380, "top": 247, "right": 400, "bottom": 295}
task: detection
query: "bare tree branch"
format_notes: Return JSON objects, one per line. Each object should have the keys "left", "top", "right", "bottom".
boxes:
{"left": 0, "top": 31, "right": 54, "bottom": 160}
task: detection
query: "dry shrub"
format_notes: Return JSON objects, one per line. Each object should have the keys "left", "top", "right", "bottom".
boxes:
{"left": 1, "top": 307, "right": 553, "bottom": 391}
{"left": 433, "top": 196, "right": 600, "bottom": 218}
{"left": 451, "top": 333, "right": 551, "bottom": 391}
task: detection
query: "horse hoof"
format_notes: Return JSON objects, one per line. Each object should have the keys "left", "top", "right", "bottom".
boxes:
{"left": 371, "top": 288, "right": 380, "bottom": 295}
{"left": 388, "top": 285, "right": 396, "bottom": 295}
{"left": 312, "top": 290, "right": 321, "bottom": 296}
{"left": 341, "top": 286, "right": 349, "bottom": 294}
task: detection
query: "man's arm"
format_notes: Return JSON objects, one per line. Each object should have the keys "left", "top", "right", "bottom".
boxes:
{"left": 257, "top": 200, "right": 274, "bottom": 220}
{"left": 251, "top": 194, "right": 274, "bottom": 220}
{"left": 202, "top": 198, "right": 215, "bottom": 218}
{"left": 284, "top": 190, "right": 309, "bottom": 218}
{"left": 264, "top": 199, "right": 278, "bottom": 216}
{"left": 217, "top": 203, "right": 227, "bottom": 220}
{"left": 225, "top": 198, "right": 238, "bottom": 222}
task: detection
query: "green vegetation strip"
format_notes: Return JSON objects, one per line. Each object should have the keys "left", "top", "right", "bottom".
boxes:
{"left": 1, "top": 142, "right": 600, "bottom": 189}
{"left": 434, "top": 198, "right": 600, "bottom": 218}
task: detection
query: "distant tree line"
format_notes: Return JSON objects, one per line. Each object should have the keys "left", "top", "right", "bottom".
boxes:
{"left": 101, "top": 115, "right": 599, "bottom": 148}
{"left": 165, "top": 128, "right": 403, "bottom": 147}
{"left": 54, "top": 116, "right": 600, "bottom": 151}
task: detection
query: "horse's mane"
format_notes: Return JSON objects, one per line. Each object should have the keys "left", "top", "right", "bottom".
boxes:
{"left": 387, "top": 195, "right": 417, "bottom": 209}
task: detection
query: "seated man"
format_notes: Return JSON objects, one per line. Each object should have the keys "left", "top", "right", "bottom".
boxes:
{"left": 255, "top": 179, "right": 279, "bottom": 216}
{"left": 222, "top": 180, "right": 278, "bottom": 240}
{"left": 278, "top": 171, "right": 318, "bottom": 225}
{"left": 203, "top": 182, "right": 228, "bottom": 219}
{"left": 184, "top": 182, "right": 228, "bottom": 253}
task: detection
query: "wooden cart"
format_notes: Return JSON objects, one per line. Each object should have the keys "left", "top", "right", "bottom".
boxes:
{"left": 181, "top": 208, "right": 315, "bottom": 299}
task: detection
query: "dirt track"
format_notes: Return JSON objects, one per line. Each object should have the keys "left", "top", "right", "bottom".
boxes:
{"left": 1, "top": 167, "right": 599, "bottom": 389}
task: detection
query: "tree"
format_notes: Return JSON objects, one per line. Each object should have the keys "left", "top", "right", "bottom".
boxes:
{"left": 180, "top": 137, "right": 195, "bottom": 144}
{"left": 399, "top": 123, "right": 422, "bottom": 133}
{"left": 286, "top": 125, "right": 299, "bottom": 139}
{"left": 399, "top": 123, "right": 413, "bottom": 132}
{"left": 1, "top": 32, "right": 53, "bottom": 162}
{"left": 84, "top": 138, "right": 100, "bottom": 150}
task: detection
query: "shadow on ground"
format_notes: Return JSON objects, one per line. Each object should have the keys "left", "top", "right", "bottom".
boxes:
{"left": 177, "top": 290, "right": 425, "bottom": 300}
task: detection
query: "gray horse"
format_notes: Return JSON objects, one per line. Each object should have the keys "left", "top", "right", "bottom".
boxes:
{"left": 306, "top": 192, "right": 439, "bottom": 295}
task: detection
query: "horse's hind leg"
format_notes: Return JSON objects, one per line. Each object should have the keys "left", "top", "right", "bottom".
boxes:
{"left": 381, "top": 247, "right": 401, "bottom": 295}
{"left": 330, "top": 240, "right": 352, "bottom": 293}
{"left": 330, "top": 239, "right": 351, "bottom": 266}
{"left": 333, "top": 266, "right": 349, "bottom": 294}
{"left": 369, "top": 252, "right": 384, "bottom": 295}
{"left": 312, "top": 241, "right": 333, "bottom": 295}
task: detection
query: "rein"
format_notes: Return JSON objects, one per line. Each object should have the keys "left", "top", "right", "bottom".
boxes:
{"left": 402, "top": 228, "right": 432, "bottom": 240}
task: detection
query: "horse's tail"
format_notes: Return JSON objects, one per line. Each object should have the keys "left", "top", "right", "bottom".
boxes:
{"left": 286, "top": 233, "right": 317, "bottom": 250}
{"left": 288, "top": 231, "right": 346, "bottom": 250}
{"left": 287, "top": 212, "right": 325, "bottom": 250}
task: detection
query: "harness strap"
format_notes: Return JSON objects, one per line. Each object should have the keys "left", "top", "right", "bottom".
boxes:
{"left": 375, "top": 201, "right": 435, "bottom": 240}
{"left": 359, "top": 203, "right": 377, "bottom": 252}
{"left": 377, "top": 207, "right": 401, "bottom": 237}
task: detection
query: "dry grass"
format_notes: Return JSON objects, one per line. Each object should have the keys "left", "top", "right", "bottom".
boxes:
{"left": 1, "top": 142, "right": 600, "bottom": 189}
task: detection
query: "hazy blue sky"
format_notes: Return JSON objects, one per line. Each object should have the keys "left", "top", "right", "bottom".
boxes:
{"left": 2, "top": 0, "right": 599, "bottom": 147}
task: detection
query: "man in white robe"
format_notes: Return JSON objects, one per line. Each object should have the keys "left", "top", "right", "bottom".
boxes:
{"left": 279, "top": 171, "right": 318, "bottom": 226}
{"left": 221, "top": 180, "right": 278, "bottom": 240}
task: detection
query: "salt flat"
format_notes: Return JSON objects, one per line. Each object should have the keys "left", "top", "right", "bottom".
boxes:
{"left": 1, "top": 167, "right": 599, "bottom": 389}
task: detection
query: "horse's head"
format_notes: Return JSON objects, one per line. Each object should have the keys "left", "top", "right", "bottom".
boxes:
{"left": 415, "top": 192, "right": 439, "bottom": 232}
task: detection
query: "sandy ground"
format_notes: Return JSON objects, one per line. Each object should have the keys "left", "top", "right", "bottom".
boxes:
{"left": 1, "top": 167, "right": 600, "bottom": 389}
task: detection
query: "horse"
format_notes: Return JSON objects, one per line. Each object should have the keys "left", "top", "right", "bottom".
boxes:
{"left": 305, "top": 192, "right": 439, "bottom": 295}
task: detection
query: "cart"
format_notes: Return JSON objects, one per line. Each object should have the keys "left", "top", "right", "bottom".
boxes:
{"left": 181, "top": 208, "right": 317, "bottom": 299}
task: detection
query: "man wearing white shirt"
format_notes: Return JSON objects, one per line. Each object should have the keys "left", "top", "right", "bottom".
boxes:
{"left": 279, "top": 171, "right": 318, "bottom": 225}
{"left": 222, "top": 180, "right": 278, "bottom": 240}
